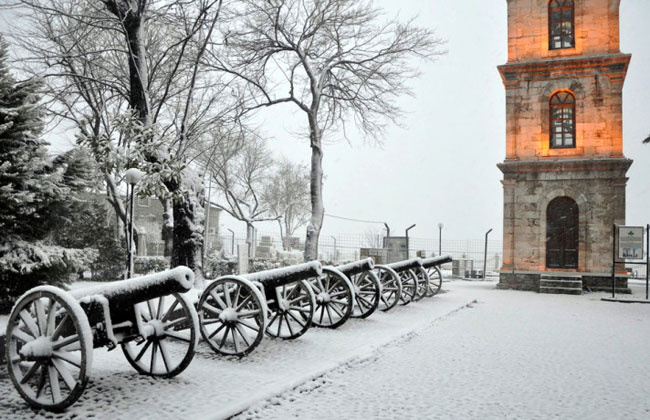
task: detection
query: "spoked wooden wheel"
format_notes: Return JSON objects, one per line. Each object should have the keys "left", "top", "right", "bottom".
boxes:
{"left": 413, "top": 267, "right": 430, "bottom": 302}
{"left": 374, "top": 266, "right": 402, "bottom": 312}
{"left": 350, "top": 271, "right": 381, "bottom": 318}
{"left": 265, "top": 280, "right": 315, "bottom": 339}
{"left": 122, "top": 293, "right": 198, "bottom": 378}
{"left": 398, "top": 269, "right": 418, "bottom": 306}
{"left": 6, "top": 286, "right": 93, "bottom": 411}
{"left": 425, "top": 266, "right": 443, "bottom": 297}
{"left": 310, "top": 268, "right": 354, "bottom": 329}
{"left": 198, "top": 276, "right": 267, "bottom": 357}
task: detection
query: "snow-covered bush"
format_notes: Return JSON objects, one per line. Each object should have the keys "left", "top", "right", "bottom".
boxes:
{"left": 134, "top": 256, "right": 170, "bottom": 275}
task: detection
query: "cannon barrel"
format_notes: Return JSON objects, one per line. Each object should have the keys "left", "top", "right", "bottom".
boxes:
{"left": 70, "top": 266, "right": 194, "bottom": 302}
{"left": 333, "top": 258, "right": 375, "bottom": 277}
{"left": 387, "top": 258, "right": 423, "bottom": 273}
{"left": 242, "top": 261, "right": 322, "bottom": 290}
{"left": 420, "top": 255, "right": 453, "bottom": 268}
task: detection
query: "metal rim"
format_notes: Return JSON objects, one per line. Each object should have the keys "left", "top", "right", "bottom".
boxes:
{"left": 375, "top": 266, "right": 402, "bottom": 312}
{"left": 198, "top": 276, "right": 266, "bottom": 356}
{"left": 425, "top": 266, "right": 443, "bottom": 297}
{"left": 413, "top": 267, "right": 429, "bottom": 301}
{"left": 310, "top": 268, "right": 353, "bottom": 329}
{"left": 122, "top": 292, "right": 198, "bottom": 378}
{"left": 350, "top": 271, "right": 381, "bottom": 318}
{"left": 265, "top": 280, "right": 315, "bottom": 340}
{"left": 6, "top": 287, "right": 92, "bottom": 411}
{"left": 398, "top": 269, "right": 418, "bottom": 305}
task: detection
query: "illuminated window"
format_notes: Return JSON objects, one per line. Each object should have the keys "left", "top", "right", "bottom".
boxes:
{"left": 550, "top": 91, "right": 575, "bottom": 148}
{"left": 549, "top": 0, "right": 574, "bottom": 50}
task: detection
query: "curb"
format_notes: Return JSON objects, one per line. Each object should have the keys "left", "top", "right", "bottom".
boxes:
{"left": 208, "top": 298, "right": 478, "bottom": 420}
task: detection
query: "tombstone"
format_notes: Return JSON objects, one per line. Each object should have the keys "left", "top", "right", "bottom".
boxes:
{"left": 237, "top": 243, "right": 249, "bottom": 274}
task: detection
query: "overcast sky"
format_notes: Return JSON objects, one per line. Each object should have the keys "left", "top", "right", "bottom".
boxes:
{"left": 237, "top": 0, "right": 650, "bottom": 242}
{"left": 17, "top": 1, "right": 650, "bottom": 242}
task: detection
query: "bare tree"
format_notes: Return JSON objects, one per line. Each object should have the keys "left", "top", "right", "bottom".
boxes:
{"left": 10, "top": 0, "right": 238, "bottom": 275}
{"left": 362, "top": 228, "right": 385, "bottom": 249}
{"left": 208, "top": 0, "right": 444, "bottom": 260}
{"left": 204, "top": 130, "right": 279, "bottom": 252}
{"left": 262, "top": 158, "right": 310, "bottom": 249}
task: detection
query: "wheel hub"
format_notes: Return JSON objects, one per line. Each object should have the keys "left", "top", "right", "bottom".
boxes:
{"left": 316, "top": 292, "right": 331, "bottom": 304}
{"left": 220, "top": 308, "right": 238, "bottom": 323}
{"left": 19, "top": 336, "right": 53, "bottom": 360}
{"left": 146, "top": 319, "right": 166, "bottom": 337}
{"left": 278, "top": 298, "right": 289, "bottom": 311}
{"left": 354, "top": 285, "right": 361, "bottom": 295}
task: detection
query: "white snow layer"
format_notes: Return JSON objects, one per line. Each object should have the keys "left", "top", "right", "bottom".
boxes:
{"left": 69, "top": 266, "right": 194, "bottom": 300}
{"left": 242, "top": 260, "right": 323, "bottom": 283}
{"left": 334, "top": 258, "right": 375, "bottom": 274}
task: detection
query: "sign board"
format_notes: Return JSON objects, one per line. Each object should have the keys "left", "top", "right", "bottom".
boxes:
{"left": 618, "top": 226, "right": 644, "bottom": 259}
{"left": 383, "top": 237, "right": 407, "bottom": 263}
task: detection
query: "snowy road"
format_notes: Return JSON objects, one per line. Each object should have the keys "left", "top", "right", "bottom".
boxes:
{"left": 0, "top": 280, "right": 474, "bottom": 420}
{"left": 236, "top": 282, "right": 650, "bottom": 420}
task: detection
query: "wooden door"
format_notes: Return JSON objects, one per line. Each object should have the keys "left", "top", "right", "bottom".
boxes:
{"left": 546, "top": 197, "right": 579, "bottom": 269}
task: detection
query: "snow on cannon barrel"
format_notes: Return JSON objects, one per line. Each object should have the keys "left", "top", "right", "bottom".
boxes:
{"left": 329, "top": 258, "right": 381, "bottom": 319}
{"left": 5, "top": 266, "right": 199, "bottom": 411}
{"left": 197, "top": 261, "right": 323, "bottom": 357}
{"left": 386, "top": 258, "right": 424, "bottom": 305}
{"left": 419, "top": 255, "right": 453, "bottom": 297}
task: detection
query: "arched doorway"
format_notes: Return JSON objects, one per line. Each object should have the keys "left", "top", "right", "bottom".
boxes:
{"left": 546, "top": 196, "right": 579, "bottom": 269}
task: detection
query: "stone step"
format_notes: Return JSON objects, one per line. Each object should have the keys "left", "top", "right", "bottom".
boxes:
{"left": 539, "top": 279, "right": 583, "bottom": 288}
{"left": 540, "top": 275, "right": 582, "bottom": 281}
{"left": 539, "top": 286, "right": 583, "bottom": 295}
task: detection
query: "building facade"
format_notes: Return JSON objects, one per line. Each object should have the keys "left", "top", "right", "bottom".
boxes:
{"left": 497, "top": 0, "right": 632, "bottom": 292}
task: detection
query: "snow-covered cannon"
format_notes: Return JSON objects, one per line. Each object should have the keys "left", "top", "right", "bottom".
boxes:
{"left": 309, "top": 263, "right": 356, "bottom": 329}
{"left": 197, "top": 261, "right": 322, "bottom": 357}
{"left": 419, "top": 255, "right": 452, "bottom": 297}
{"left": 385, "top": 259, "right": 425, "bottom": 305}
{"left": 328, "top": 258, "right": 380, "bottom": 319}
{"left": 5, "top": 267, "right": 199, "bottom": 411}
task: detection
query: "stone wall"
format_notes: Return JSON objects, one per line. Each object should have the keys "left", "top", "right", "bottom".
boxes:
{"left": 506, "top": 0, "right": 621, "bottom": 63}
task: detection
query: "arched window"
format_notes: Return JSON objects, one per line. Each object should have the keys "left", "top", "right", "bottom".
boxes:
{"left": 550, "top": 91, "right": 575, "bottom": 148}
{"left": 549, "top": 0, "right": 575, "bottom": 50}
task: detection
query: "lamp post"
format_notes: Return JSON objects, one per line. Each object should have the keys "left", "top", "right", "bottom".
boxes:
{"left": 125, "top": 168, "right": 145, "bottom": 279}
{"left": 438, "top": 223, "right": 444, "bottom": 256}
{"left": 405, "top": 224, "right": 416, "bottom": 259}
{"left": 483, "top": 228, "right": 493, "bottom": 281}
{"left": 228, "top": 228, "right": 235, "bottom": 255}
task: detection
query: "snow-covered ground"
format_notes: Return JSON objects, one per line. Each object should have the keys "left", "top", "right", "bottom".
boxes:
{"left": 236, "top": 282, "right": 650, "bottom": 419}
{"left": 3, "top": 280, "right": 650, "bottom": 419}
{"left": 0, "top": 280, "right": 472, "bottom": 419}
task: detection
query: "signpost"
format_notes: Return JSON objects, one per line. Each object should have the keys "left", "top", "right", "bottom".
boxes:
{"left": 611, "top": 224, "right": 649, "bottom": 299}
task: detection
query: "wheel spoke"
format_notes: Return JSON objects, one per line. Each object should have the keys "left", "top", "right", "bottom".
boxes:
{"left": 53, "top": 351, "right": 81, "bottom": 368}
{"left": 51, "top": 313, "right": 70, "bottom": 340}
{"left": 232, "top": 284, "right": 241, "bottom": 307}
{"left": 146, "top": 300, "right": 156, "bottom": 320}
{"left": 18, "top": 310, "right": 39, "bottom": 338}
{"left": 219, "top": 326, "right": 231, "bottom": 350}
{"left": 232, "top": 327, "right": 240, "bottom": 353}
{"left": 20, "top": 361, "right": 42, "bottom": 384}
{"left": 238, "top": 309, "right": 260, "bottom": 318}
{"left": 223, "top": 283, "right": 232, "bottom": 307}
{"left": 48, "top": 364, "right": 62, "bottom": 403}
{"left": 329, "top": 303, "right": 344, "bottom": 319}
{"left": 165, "top": 330, "right": 192, "bottom": 343}
{"left": 237, "top": 319, "right": 260, "bottom": 333}
{"left": 201, "top": 302, "right": 223, "bottom": 317}
{"left": 325, "top": 305, "right": 335, "bottom": 324}
{"left": 318, "top": 305, "right": 325, "bottom": 324}
{"left": 11, "top": 329, "right": 34, "bottom": 343}
{"left": 234, "top": 324, "right": 252, "bottom": 346}
{"left": 36, "top": 368, "right": 46, "bottom": 398}
{"left": 210, "top": 289, "right": 228, "bottom": 309}
{"left": 158, "top": 340, "right": 172, "bottom": 374}
{"left": 52, "top": 358, "right": 77, "bottom": 391}
{"left": 150, "top": 341, "right": 158, "bottom": 374}
{"left": 156, "top": 296, "right": 165, "bottom": 319}
{"left": 208, "top": 322, "right": 227, "bottom": 339}
{"left": 235, "top": 295, "right": 252, "bottom": 311}
{"left": 161, "top": 299, "right": 180, "bottom": 322}
{"left": 135, "top": 340, "right": 152, "bottom": 362}
{"left": 286, "top": 310, "right": 306, "bottom": 328}
{"left": 34, "top": 298, "right": 47, "bottom": 336}
{"left": 288, "top": 306, "right": 310, "bottom": 314}
{"left": 53, "top": 334, "right": 79, "bottom": 351}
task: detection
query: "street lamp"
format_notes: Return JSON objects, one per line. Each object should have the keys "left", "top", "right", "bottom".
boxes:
{"left": 483, "top": 228, "right": 493, "bottom": 281}
{"left": 438, "top": 223, "right": 444, "bottom": 256}
{"left": 405, "top": 224, "right": 416, "bottom": 259}
{"left": 125, "top": 168, "right": 145, "bottom": 278}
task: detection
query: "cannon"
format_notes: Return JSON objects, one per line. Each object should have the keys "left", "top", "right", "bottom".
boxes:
{"left": 196, "top": 261, "right": 322, "bottom": 357}
{"left": 372, "top": 264, "right": 402, "bottom": 312}
{"left": 385, "top": 259, "right": 425, "bottom": 305}
{"left": 420, "top": 255, "right": 452, "bottom": 297}
{"left": 5, "top": 267, "right": 198, "bottom": 411}
{"left": 328, "top": 258, "right": 380, "bottom": 319}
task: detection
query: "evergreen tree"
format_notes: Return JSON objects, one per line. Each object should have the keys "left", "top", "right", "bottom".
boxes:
{"left": 0, "top": 37, "right": 95, "bottom": 311}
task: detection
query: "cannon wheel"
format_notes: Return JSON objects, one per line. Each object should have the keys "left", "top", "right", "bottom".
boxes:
{"left": 374, "top": 266, "right": 402, "bottom": 312}
{"left": 350, "top": 271, "right": 381, "bottom": 319}
{"left": 265, "top": 280, "right": 315, "bottom": 340}
{"left": 413, "top": 267, "right": 430, "bottom": 302}
{"left": 6, "top": 286, "right": 93, "bottom": 411}
{"left": 122, "top": 292, "right": 198, "bottom": 378}
{"left": 425, "top": 266, "right": 443, "bottom": 297}
{"left": 198, "top": 276, "right": 267, "bottom": 357}
{"left": 398, "top": 269, "right": 418, "bottom": 305}
{"left": 310, "top": 268, "right": 354, "bottom": 329}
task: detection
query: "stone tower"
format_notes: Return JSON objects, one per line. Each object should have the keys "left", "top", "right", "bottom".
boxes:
{"left": 497, "top": 0, "right": 632, "bottom": 293}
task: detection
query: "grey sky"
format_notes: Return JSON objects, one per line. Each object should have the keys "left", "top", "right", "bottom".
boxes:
{"left": 238, "top": 0, "right": 650, "bottom": 241}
